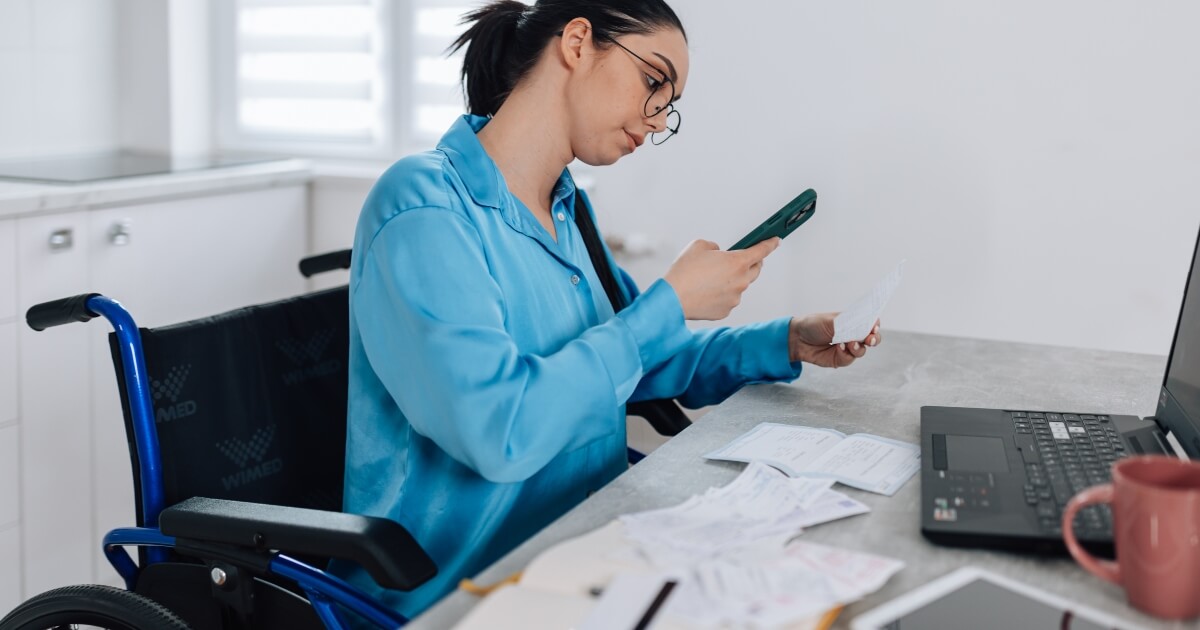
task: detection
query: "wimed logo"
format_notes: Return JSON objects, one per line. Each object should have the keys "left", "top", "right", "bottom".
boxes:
{"left": 216, "top": 424, "right": 284, "bottom": 490}
{"left": 277, "top": 329, "right": 341, "bottom": 386}
{"left": 152, "top": 364, "right": 197, "bottom": 424}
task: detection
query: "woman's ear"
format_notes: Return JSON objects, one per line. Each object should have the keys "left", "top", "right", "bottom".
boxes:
{"left": 558, "top": 17, "right": 593, "bottom": 70}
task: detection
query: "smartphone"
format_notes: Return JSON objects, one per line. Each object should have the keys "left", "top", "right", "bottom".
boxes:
{"left": 728, "top": 189, "right": 817, "bottom": 250}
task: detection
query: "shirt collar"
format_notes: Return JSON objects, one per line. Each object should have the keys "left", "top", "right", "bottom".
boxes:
{"left": 437, "top": 114, "right": 578, "bottom": 217}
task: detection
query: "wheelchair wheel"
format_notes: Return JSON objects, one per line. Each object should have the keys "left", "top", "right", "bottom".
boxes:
{"left": 0, "top": 585, "right": 190, "bottom": 630}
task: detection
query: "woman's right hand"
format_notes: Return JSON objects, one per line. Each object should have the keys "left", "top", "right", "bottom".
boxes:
{"left": 663, "top": 237, "right": 781, "bottom": 320}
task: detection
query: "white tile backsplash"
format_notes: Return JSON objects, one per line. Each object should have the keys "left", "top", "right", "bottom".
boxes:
{"left": 31, "top": 51, "right": 118, "bottom": 156}
{"left": 0, "top": 0, "right": 33, "bottom": 51}
{"left": 0, "top": 52, "right": 36, "bottom": 158}
{"left": 0, "top": 424, "right": 17, "bottom": 528}
{"left": 33, "top": 0, "right": 115, "bottom": 52}
{"left": 1, "top": 0, "right": 117, "bottom": 158}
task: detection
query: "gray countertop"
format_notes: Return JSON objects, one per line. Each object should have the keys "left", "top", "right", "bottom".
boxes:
{"left": 0, "top": 158, "right": 312, "bottom": 219}
{"left": 411, "top": 330, "right": 1196, "bottom": 629}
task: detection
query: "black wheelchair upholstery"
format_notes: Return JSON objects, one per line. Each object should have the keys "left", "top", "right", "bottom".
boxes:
{"left": 109, "top": 286, "right": 352, "bottom": 522}
{"left": 100, "top": 274, "right": 435, "bottom": 629}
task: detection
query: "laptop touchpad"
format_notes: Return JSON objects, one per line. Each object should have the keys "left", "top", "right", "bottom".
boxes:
{"left": 946, "top": 435, "right": 1010, "bottom": 473}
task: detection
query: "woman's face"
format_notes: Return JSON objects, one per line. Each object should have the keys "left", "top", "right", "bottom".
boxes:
{"left": 566, "top": 27, "right": 689, "bottom": 166}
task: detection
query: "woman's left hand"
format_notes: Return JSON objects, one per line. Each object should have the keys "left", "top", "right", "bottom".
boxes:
{"left": 788, "top": 313, "right": 881, "bottom": 368}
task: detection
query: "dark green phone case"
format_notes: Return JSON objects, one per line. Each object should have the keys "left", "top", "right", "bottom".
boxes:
{"left": 729, "top": 188, "right": 817, "bottom": 250}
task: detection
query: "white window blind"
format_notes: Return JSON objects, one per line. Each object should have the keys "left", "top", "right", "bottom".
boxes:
{"left": 408, "top": 1, "right": 470, "bottom": 143}
{"left": 222, "top": 0, "right": 389, "bottom": 152}
{"left": 217, "top": 0, "right": 476, "bottom": 155}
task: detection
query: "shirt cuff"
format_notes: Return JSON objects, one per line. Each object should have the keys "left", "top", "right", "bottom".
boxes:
{"left": 746, "top": 316, "right": 804, "bottom": 383}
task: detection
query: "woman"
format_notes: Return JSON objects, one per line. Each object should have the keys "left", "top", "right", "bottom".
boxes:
{"left": 336, "top": 0, "right": 882, "bottom": 618}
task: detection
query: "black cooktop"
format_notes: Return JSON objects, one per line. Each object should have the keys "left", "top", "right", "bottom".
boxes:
{"left": 0, "top": 151, "right": 282, "bottom": 184}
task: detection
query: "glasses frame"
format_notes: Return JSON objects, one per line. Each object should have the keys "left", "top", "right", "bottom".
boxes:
{"left": 602, "top": 36, "right": 681, "bottom": 145}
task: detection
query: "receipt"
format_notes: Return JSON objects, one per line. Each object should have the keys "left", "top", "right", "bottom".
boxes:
{"left": 832, "top": 261, "right": 905, "bottom": 344}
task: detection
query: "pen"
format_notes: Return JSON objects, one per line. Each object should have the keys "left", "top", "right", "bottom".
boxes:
{"left": 632, "top": 579, "right": 677, "bottom": 630}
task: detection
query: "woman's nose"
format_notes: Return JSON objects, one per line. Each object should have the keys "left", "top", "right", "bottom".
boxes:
{"left": 646, "top": 111, "right": 668, "bottom": 133}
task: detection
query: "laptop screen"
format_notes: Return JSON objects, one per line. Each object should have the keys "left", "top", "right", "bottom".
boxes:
{"left": 1160, "top": 226, "right": 1200, "bottom": 457}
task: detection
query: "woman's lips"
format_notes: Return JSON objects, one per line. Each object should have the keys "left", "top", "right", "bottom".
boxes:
{"left": 625, "top": 131, "right": 639, "bottom": 152}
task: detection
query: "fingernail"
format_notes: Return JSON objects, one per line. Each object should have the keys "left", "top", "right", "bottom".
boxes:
{"left": 869, "top": 338, "right": 878, "bottom": 347}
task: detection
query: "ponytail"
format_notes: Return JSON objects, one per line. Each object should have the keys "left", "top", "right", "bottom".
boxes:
{"left": 449, "top": 0, "right": 686, "bottom": 117}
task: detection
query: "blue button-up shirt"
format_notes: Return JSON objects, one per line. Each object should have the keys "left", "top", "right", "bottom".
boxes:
{"left": 336, "top": 114, "right": 803, "bottom": 617}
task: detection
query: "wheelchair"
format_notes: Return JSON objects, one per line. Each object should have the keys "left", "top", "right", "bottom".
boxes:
{"left": 0, "top": 249, "right": 692, "bottom": 630}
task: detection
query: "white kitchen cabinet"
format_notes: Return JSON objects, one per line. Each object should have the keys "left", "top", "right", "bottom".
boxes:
{"left": 308, "top": 174, "right": 372, "bottom": 290}
{"left": 12, "top": 183, "right": 309, "bottom": 601}
{"left": 0, "top": 424, "right": 17, "bottom": 528}
{"left": 0, "top": 218, "right": 15, "bottom": 321}
{"left": 0, "top": 322, "right": 15, "bottom": 426}
{"left": 16, "top": 208, "right": 95, "bottom": 596}
{"left": 0, "top": 526, "right": 19, "bottom": 617}
{"left": 87, "top": 184, "right": 308, "bottom": 584}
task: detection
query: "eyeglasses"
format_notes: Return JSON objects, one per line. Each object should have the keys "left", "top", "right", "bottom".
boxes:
{"left": 603, "top": 37, "right": 681, "bottom": 145}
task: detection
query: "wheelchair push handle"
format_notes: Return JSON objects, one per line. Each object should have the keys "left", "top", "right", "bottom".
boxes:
{"left": 26, "top": 293, "right": 103, "bottom": 331}
{"left": 298, "top": 249, "right": 351, "bottom": 278}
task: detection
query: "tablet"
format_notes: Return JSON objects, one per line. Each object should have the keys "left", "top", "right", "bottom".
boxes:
{"left": 850, "top": 567, "right": 1135, "bottom": 630}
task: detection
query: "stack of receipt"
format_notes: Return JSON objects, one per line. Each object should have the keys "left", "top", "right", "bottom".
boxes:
{"left": 620, "top": 462, "right": 868, "bottom": 568}
{"left": 616, "top": 463, "right": 900, "bottom": 627}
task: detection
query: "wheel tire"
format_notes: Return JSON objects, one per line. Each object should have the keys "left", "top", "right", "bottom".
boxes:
{"left": 0, "top": 584, "right": 190, "bottom": 630}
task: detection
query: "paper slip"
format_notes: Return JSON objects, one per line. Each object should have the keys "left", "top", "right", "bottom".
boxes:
{"left": 620, "top": 463, "right": 869, "bottom": 569}
{"left": 704, "top": 423, "right": 920, "bottom": 496}
{"left": 661, "top": 540, "right": 904, "bottom": 628}
{"left": 831, "top": 261, "right": 904, "bottom": 344}
{"left": 579, "top": 573, "right": 679, "bottom": 630}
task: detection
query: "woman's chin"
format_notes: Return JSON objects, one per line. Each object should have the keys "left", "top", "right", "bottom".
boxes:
{"left": 575, "top": 151, "right": 622, "bottom": 167}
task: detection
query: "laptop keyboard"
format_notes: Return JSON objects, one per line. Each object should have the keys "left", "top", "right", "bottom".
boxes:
{"left": 1013, "top": 411, "right": 1124, "bottom": 538}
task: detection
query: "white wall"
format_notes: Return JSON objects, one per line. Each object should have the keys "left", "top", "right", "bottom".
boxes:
{"left": 116, "top": 0, "right": 213, "bottom": 156}
{"left": 6, "top": 0, "right": 1196, "bottom": 355}
{"left": 0, "top": 0, "right": 118, "bottom": 159}
{"left": 590, "top": 0, "right": 1200, "bottom": 357}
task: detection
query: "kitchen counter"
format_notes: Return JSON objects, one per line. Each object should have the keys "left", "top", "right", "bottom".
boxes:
{"left": 0, "top": 158, "right": 313, "bottom": 219}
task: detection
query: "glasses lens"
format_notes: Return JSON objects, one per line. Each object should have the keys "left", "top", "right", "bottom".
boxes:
{"left": 643, "top": 79, "right": 674, "bottom": 119}
{"left": 650, "top": 108, "right": 681, "bottom": 145}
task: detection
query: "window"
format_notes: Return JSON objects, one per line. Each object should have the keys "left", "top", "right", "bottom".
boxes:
{"left": 408, "top": 2, "right": 470, "bottom": 144}
{"left": 216, "top": 0, "right": 471, "bottom": 158}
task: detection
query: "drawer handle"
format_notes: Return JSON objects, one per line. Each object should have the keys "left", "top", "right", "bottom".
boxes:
{"left": 109, "top": 220, "right": 132, "bottom": 246}
{"left": 48, "top": 228, "right": 73, "bottom": 251}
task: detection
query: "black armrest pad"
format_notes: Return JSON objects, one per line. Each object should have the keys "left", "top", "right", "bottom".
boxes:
{"left": 160, "top": 497, "right": 436, "bottom": 591}
{"left": 627, "top": 400, "right": 691, "bottom": 436}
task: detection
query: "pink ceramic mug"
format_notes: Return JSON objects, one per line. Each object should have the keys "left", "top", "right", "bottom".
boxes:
{"left": 1062, "top": 455, "right": 1200, "bottom": 620}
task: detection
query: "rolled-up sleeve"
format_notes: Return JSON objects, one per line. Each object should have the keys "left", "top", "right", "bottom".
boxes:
{"left": 615, "top": 268, "right": 804, "bottom": 409}
{"left": 354, "top": 207, "right": 692, "bottom": 483}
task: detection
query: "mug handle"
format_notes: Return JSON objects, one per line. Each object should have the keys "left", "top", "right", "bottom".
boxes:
{"left": 1062, "top": 484, "right": 1121, "bottom": 584}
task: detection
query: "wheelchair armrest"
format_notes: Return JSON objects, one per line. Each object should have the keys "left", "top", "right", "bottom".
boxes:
{"left": 159, "top": 497, "right": 436, "bottom": 591}
{"left": 627, "top": 400, "right": 692, "bottom": 436}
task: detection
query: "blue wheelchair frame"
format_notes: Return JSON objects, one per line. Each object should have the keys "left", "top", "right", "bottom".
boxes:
{"left": 88, "top": 295, "right": 407, "bottom": 629}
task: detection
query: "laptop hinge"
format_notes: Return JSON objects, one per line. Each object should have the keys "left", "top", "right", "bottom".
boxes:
{"left": 1147, "top": 415, "right": 1170, "bottom": 433}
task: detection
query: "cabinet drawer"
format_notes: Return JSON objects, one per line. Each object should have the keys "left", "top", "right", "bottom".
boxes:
{"left": 0, "top": 525, "right": 18, "bottom": 614}
{"left": 0, "top": 322, "right": 14, "bottom": 425}
{"left": 0, "top": 424, "right": 15, "bottom": 528}
{"left": 0, "top": 219, "right": 14, "bottom": 321}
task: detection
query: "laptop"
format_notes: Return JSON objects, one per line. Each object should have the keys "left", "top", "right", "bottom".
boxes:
{"left": 920, "top": 225, "right": 1200, "bottom": 555}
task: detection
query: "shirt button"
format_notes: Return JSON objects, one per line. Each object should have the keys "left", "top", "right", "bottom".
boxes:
{"left": 570, "top": 274, "right": 580, "bottom": 285}
{"left": 556, "top": 212, "right": 566, "bottom": 221}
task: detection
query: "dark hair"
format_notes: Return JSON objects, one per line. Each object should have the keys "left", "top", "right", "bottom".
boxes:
{"left": 449, "top": 0, "right": 686, "bottom": 117}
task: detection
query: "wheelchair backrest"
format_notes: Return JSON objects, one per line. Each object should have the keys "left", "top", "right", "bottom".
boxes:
{"left": 108, "top": 286, "right": 350, "bottom": 526}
